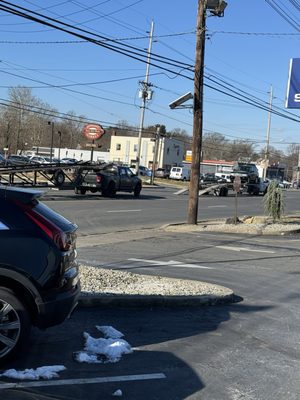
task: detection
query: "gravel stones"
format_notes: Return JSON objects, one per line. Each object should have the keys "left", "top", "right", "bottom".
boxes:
{"left": 79, "top": 265, "right": 232, "bottom": 298}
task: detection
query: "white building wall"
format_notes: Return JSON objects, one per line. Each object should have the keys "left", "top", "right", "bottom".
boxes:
{"left": 162, "top": 138, "right": 185, "bottom": 168}
{"left": 110, "top": 136, "right": 185, "bottom": 168}
{"left": 24, "top": 146, "right": 110, "bottom": 162}
{"left": 110, "top": 136, "right": 156, "bottom": 167}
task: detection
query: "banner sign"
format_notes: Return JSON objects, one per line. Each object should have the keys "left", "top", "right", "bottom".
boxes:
{"left": 286, "top": 58, "right": 300, "bottom": 108}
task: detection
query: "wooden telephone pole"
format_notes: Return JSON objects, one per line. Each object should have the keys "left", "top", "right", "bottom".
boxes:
{"left": 187, "top": 0, "right": 206, "bottom": 224}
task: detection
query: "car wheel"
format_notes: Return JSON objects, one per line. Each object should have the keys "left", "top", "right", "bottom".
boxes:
{"left": 134, "top": 183, "right": 142, "bottom": 197}
{"left": 0, "top": 287, "right": 31, "bottom": 364}
{"left": 80, "top": 188, "right": 86, "bottom": 195}
{"left": 104, "top": 183, "right": 116, "bottom": 197}
{"left": 219, "top": 187, "right": 228, "bottom": 196}
{"left": 90, "top": 188, "right": 97, "bottom": 193}
{"left": 53, "top": 170, "right": 65, "bottom": 187}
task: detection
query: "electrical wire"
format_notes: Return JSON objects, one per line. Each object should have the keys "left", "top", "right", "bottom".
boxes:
{"left": 0, "top": 1, "right": 194, "bottom": 73}
{"left": 265, "top": 0, "right": 300, "bottom": 31}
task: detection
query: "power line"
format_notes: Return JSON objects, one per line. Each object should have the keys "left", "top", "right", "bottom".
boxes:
{"left": 0, "top": 31, "right": 196, "bottom": 44}
{"left": 209, "top": 30, "right": 300, "bottom": 37}
{"left": 265, "top": 0, "right": 300, "bottom": 31}
{"left": 0, "top": 1, "right": 194, "bottom": 74}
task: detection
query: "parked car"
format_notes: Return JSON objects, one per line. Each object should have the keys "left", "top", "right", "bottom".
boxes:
{"left": 0, "top": 186, "right": 80, "bottom": 363}
{"left": 7, "top": 154, "right": 30, "bottom": 165}
{"left": 29, "top": 155, "right": 50, "bottom": 164}
{"left": 170, "top": 166, "right": 190, "bottom": 181}
{"left": 0, "top": 154, "right": 8, "bottom": 166}
{"left": 246, "top": 178, "right": 269, "bottom": 195}
{"left": 61, "top": 158, "right": 79, "bottom": 164}
{"left": 130, "top": 165, "right": 152, "bottom": 177}
{"left": 74, "top": 163, "right": 142, "bottom": 197}
{"left": 155, "top": 168, "right": 170, "bottom": 179}
{"left": 200, "top": 173, "right": 219, "bottom": 183}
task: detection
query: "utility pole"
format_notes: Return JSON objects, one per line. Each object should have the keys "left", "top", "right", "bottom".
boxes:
{"left": 187, "top": 0, "right": 206, "bottom": 224}
{"left": 151, "top": 125, "right": 161, "bottom": 185}
{"left": 48, "top": 121, "right": 54, "bottom": 162}
{"left": 263, "top": 85, "right": 273, "bottom": 181}
{"left": 136, "top": 20, "right": 154, "bottom": 173}
{"left": 187, "top": 0, "right": 227, "bottom": 224}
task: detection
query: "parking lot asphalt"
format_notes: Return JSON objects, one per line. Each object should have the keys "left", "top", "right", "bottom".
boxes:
{"left": 1, "top": 305, "right": 221, "bottom": 400}
{"left": 2, "top": 189, "right": 300, "bottom": 399}
{"left": 2, "top": 228, "right": 300, "bottom": 400}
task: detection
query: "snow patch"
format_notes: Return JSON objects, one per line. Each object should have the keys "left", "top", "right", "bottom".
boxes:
{"left": 0, "top": 365, "right": 66, "bottom": 380}
{"left": 112, "top": 389, "right": 123, "bottom": 396}
{"left": 75, "top": 325, "right": 132, "bottom": 364}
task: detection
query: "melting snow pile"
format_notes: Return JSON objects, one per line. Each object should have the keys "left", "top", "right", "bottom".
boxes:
{"left": 0, "top": 365, "right": 66, "bottom": 380}
{"left": 74, "top": 325, "right": 132, "bottom": 364}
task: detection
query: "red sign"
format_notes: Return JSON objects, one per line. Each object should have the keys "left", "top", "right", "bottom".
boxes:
{"left": 82, "top": 124, "right": 105, "bottom": 140}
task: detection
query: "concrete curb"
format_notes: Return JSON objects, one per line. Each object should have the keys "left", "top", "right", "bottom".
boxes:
{"left": 78, "top": 292, "right": 241, "bottom": 308}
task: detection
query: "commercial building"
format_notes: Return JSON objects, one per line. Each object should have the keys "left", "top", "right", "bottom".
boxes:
{"left": 109, "top": 135, "right": 185, "bottom": 169}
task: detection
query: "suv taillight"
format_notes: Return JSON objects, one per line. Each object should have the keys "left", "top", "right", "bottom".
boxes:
{"left": 17, "top": 203, "right": 72, "bottom": 251}
{"left": 96, "top": 175, "right": 101, "bottom": 183}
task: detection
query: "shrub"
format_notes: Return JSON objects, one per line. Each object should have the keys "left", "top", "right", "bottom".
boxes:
{"left": 263, "top": 180, "right": 284, "bottom": 222}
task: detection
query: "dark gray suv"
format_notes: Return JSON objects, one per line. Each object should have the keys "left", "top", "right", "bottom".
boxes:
{"left": 0, "top": 186, "right": 80, "bottom": 363}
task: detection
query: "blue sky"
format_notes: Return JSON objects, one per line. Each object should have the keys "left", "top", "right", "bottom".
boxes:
{"left": 0, "top": 0, "right": 300, "bottom": 153}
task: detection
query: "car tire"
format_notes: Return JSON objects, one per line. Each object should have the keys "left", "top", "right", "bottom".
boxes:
{"left": 219, "top": 187, "right": 228, "bottom": 196}
{"left": 53, "top": 170, "right": 65, "bottom": 187}
{"left": 134, "top": 183, "right": 142, "bottom": 197}
{"left": 0, "top": 287, "right": 31, "bottom": 364}
{"left": 103, "top": 183, "right": 116, "bottom": 197}
{"left": 80, "top": 188, "right": 86, "bottom": 195}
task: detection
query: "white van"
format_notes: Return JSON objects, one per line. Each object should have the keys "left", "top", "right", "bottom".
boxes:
{"left": 170, "top": 167, "right": 190, "bottom": 181}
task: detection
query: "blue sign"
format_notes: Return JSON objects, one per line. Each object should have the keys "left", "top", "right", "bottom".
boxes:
{"left": 286, "top": 58, "right": 300, "bottom": 108}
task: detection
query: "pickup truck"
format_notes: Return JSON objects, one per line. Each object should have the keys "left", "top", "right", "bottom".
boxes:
{"left": 74, "top": 164, "right": 142, "bottom": 197}
{"left": 230, "top": 162, "right": 259, "bottom": 184}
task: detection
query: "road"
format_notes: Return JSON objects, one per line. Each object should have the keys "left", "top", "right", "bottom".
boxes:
{"left": 1, "top": 186, "right": 300, "bottom": 400}
{"left": 43, "top": 185, "right": 300, "bottom": 235}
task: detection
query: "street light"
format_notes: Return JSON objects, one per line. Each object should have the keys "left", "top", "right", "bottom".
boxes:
{"left": 206, "top": 0, "right": 227, "bottom": 16}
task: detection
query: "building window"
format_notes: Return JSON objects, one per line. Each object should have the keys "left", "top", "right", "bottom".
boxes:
{"left": 134, "top": 144, "right": 138, "bottom": 152}
{"left": 167, "top": 147, "right": 170, "bottom": 155}
{"left": 177, "top": 149, "right": 180, "bottom": 156}
{"left": 116, "top": 143, "right": 121, "bottom": 151}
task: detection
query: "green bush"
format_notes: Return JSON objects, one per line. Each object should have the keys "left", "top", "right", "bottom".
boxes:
{"left": 263, "top": 180, "right": 284, "bottom": 222}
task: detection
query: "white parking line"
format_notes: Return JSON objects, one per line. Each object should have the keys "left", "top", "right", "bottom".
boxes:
{"left": 107, "top": 210, "right": 142, "bottom": 213}
{"left": 128, "top": 258, "right": 212, "bottom": 269}
{"left": 215, "top": 245, "right": 275, "bottom": 254}
{"left": 207, "top": 205, "right": 228, "bottom": 208}
{"left": 0, "top": 373, "right": 166, "bottom": 390}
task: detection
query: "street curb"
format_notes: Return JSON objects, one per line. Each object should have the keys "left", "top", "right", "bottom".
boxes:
{"left": 78, "top": 292, "right": 241, "bottom": 308}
